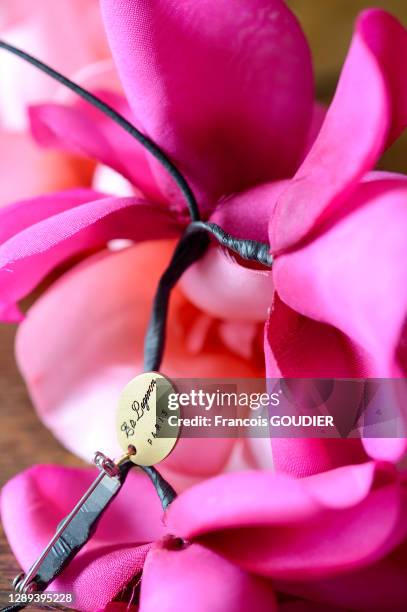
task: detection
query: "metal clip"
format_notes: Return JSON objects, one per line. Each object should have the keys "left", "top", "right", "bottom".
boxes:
{"left": 12, "top": 451, "right": 129, "bottom": 594}
{"left": 94, "top": 451, "right": 121, "bottom": 477}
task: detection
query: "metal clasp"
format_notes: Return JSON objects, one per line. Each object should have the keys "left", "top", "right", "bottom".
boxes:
{"left": 12, "top": 451, "right": 123, "bottom": 594}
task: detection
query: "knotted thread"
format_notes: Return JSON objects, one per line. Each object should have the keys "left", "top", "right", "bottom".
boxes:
{"left": 141, "top": 466, "right": 177, "bottom": 510}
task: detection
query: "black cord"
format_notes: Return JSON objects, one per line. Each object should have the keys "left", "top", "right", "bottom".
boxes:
{"left": 0, "top": 40, "right": 200, "bottom": 222}
{"left": 141, "top": 466, "right": 177, "bottom": 510}
{"left": 143, "top": 221, "right": 272, "bottom": 372}
{"left": 191, "top": 221, "right": 273, "bottom": 267}
{"left": 144, "top": 225, "right": 210, "bottom": 371}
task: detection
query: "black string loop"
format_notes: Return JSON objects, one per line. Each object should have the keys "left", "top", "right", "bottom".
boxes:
{"left": 141, "top": 466, "right": 177, "bottom": 510}
{"left": 191, "top": 221, "right": 273, "bottom": 267}
{"left": 143, "top": 220, "right": 272, "bottom": 372}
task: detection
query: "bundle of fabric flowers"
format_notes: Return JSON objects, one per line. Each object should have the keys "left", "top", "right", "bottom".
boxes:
{"left": 0, "top": 1, "right": 406, "bottom": 610}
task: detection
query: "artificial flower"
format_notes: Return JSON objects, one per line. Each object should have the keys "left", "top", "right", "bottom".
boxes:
{"left": 1, "top": 460, "right": 406, "bottom": 610}
{"left": 0, "top": 3, "right": 406, "bottom": 480}
{"left": 264, "top": 8, "right": 407, "bottom": 475}
{"left": 0, "top": 0, "right": 315, "bottom": 484}
{"left": 1, "top": 2, "right": 407, "bottom": 610}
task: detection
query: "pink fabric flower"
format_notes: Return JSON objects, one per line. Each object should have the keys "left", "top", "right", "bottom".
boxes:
{"left": 263, "top": 9, "right": 407, "bottom": 476}
{"left": 0, "top": 1, "right": 406, "bottom": 481}
{"left": 1, "top": 0, "right": 407, "bottom": 482}
{"left": 0, "top": 4, "right": 405, "bottom": 482}
{"left": 0, "top": 0, "right": 314, "bottom": 484}
{"left": 1, "top": 460, "right": 406, "bottom": 610}
{"left": 0, "top": 4, "right": 407, "bottom": 608}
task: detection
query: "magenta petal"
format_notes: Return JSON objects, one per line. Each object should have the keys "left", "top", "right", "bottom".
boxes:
{"left": 265, "top": 295, "right": 370, "bottom": 379}
{"left": 277, "top": 539, "right": 407, "bottom": 611}
{"left": 1, "top": 465, "right": 165, "bottom": 611}
{"left": 210, "top": 180, "right": 289, "bottom": 243}
{"left": 140, "top": 543, "right": 276, "bottom": 612}
{"left": 363, "top": 10, "right": 407, "bottom": 145}
{"left": 270, "top": 9, "right": 407, "bottom": 253}
{"left": 167, "top": 462, "right": 407, "bottom": 580}
{"left": 264, "top": 295, "right": 368, "bottom": 476}
{"left": 272, "top": 182, "right": 407, "bottom": 466}
{"left": 0, "top": 195, "right": 179, "bottom": 319}
{"left": 29, "top": 92, "right": 164, "bottom": 203}
{"left": 279, "top": 602, "right": 343, "bottom": 612}
{"left": 302, "top": 103, "right": 327, "bottom": 157}
{"left": 273, "top": 180, "right": 407, "bottom": 377}
{"left": 0, "top": 188, "right": 103, "bottom": 244}
{"left": 0, "top": 302, "right": 24, "bottom": 323}
{"left": 100, "top": 0, "right": 313, "bottom": 214}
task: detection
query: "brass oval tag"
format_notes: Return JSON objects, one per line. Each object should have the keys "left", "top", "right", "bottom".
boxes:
{"left": 116, "top": 372, "right": 179, "bottom": 466}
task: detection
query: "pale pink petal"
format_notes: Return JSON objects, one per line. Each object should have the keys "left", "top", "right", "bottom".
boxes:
{"left": 218, "top": 321, "right": 259, "bottom": 361}
{"left": 29, "top": 91, "right": 164, "bottom": 203}
{"left": 180, "top": 180, "right": 283, "bottom": 340}
{"left": 140, "top": 543, "right": 276, "bottom": 612}
{"left": 179, "top": 181, "right": 282, "bottom": 323}
{"left": 100, "top": 0, "right": 313, "bottom": 214}
{"left": 0, "top": 0, "right": 109, "bottom": 130}
{"left": 270, "top": 9, "right": 407, "bottom": 253}
{"left": 1, "top": 464, "right": 164, "bottom": 611}
{"left": 0, "top": 195, "right": 179, "bottom": 321}
{"left": 92, "top": 164, "right": 135, "bottom": 197}
{"left": 16, "top": 242, "right": 259, "bottom": 488}
{"left": 180, "top": 246, "right": 273, "bottom": 322}
{"left": 167, "top": 462, "right": 407, "bottom": 580}
{"left": 0, "top": 132, "right": 92, "bottom": 207}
